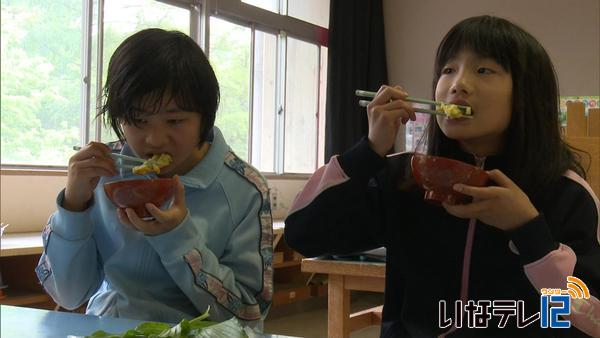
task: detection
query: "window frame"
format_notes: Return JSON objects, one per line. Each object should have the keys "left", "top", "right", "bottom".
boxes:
{"left": 1, "top": 0, "right": 328, "bottom": 177}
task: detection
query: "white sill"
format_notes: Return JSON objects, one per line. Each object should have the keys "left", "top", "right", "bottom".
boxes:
{"left": 1, "top": 232, "right": 43, "bottom": 257}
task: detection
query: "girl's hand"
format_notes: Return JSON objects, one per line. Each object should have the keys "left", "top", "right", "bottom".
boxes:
{"left": 442, "top": 169, "right": 540, "bottom": 231}
{"left": 117, "top": 176, "right": 187, "bottom": 236}
{"left": 367, "top": 85, "right": 416, "bottom": 157}
{"left": 64, "top": 142, "right": 118, "bottom": 211}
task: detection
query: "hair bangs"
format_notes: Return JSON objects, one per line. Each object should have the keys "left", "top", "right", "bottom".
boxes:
{"left": 434, "top": 16, "right": 514, "bottom": 78}
{"left": 100, "top": 28, "right": 219, "bottom": 143}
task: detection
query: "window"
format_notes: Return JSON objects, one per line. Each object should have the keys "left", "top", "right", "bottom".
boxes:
{"left": 209, "top": 17, "right": 251, "bottom": 160}
{"left": 287, "top": 0, "right": 329, "bottom": 28}
{"left": 405, "top": 114, "right": 428, "bottom": 151}
{"left": 242, "top": 0, "right": 330, "bottom": 28}
{"left": 1, "top": 0, "right": 82, "bottom": 166}
{"left": 241, "top": 0, "right": 278, "bottom": 13}
{"left": 284, "top": 37, "right": 319, "bottom": 173}
{"left": 1, "top": 0, "right": 329, "bottom": 175}
{"left": 251, "top": 30, "right": 278, "bottom": 172}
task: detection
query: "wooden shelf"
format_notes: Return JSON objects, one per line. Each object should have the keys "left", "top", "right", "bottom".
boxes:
{"left": 272, "top": 283, "right": 312, "bottom": 306}
{"left": 0, "top": 252, "right": 57, "bottom": 310}
{"left": 1, "top": 232, "right": 44, "bottom": 257}
{"left": 273, "top": 260, "right": 302, "bottom": 268}
{"left": 271, "top": 220, "right": 324, "bottom": 306}
{"left": 0, "top": 289, "right": 51, "bottom": 306}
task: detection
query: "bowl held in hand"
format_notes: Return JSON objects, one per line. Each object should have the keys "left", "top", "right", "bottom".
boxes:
{"left": 104, "top": 178, "right": 176, "bottom": 218}
{"left": 411, "top": 154, "right": 489, "bottom": 205}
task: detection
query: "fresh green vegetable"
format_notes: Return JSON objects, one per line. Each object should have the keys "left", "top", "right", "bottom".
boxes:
{"left": 85, "top": 307, "right": 248, "bottom": 338}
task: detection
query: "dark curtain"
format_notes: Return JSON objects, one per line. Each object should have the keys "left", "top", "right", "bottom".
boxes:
{"left": 325, "top": 0, "right": 388, "bottom": 161}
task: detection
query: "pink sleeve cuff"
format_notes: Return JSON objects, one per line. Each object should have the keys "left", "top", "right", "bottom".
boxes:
{"left": 524, "top": 243, "right": 600, "bottom": 336}
{"left": 288, "top": 156, "right": 349, "bottom": 215}
{"left": 523, "top": 243, "right": 576, "bottom": 290}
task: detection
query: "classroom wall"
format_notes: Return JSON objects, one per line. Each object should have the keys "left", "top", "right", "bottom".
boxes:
{"left": 0, "top": 173, "right": 304, "bottom": 233}
{"left": 382, "top": 0, "right": 600, "bottom": 98}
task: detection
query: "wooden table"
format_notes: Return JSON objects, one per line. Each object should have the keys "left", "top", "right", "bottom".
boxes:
{"left": 302, "top": 258, "right": 386, "bottom": 338}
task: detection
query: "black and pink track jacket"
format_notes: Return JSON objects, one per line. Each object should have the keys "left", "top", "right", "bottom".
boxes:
{"left": 284, "top": 138, "right": 600, "bottom": 337}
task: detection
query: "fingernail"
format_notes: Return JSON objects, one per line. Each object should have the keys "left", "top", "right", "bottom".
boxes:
{"left": 453, "top": 184, "right": 463, "bottom": 192}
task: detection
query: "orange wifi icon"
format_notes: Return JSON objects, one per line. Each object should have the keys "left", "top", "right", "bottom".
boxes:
{"left": 566, "top": 276, "right": 590, "bottom": 299}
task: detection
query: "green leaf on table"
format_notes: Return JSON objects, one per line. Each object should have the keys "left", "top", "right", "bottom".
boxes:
{"left": 188, "top": 317, "right": 248, "bottom": 338}
{"left": 87, "top": 329, "right": 142, "bottom": 337}
{"left": 84, "top": 306, "right": 248, "bottom": 338}
{"left": 133, "top": 322, "right": 172, "bottom": 335}
{"left": 156, "top": 319, "right": 190, "bottom": 337}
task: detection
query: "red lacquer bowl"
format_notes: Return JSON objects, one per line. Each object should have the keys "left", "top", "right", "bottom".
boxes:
{"left": 411, "top": 154, "right": 489, "bottom": 205}
{"left": 104, "top": 178, "right": 176, "bottom": 218}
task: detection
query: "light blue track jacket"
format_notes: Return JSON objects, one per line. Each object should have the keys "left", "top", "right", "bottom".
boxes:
{"left": 36, "top": 127, "right": 273, "bottom": 327}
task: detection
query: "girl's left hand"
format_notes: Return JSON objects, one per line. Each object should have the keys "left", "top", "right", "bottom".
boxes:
{"left": 442, "top": 169, "right": 539, "bottom": 231}
{"left": 117, "top": 175, "right": 187, "bottom": 235}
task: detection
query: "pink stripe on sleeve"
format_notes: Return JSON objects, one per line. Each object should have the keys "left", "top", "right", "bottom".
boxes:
{"left": 524, "top": 245, "right": 600, "bottom": 336}
{"left": 288, "top": 156, "right": 349, "bottom": 215}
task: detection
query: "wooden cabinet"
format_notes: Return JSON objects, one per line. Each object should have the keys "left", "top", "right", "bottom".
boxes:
{"left": 0, "top": 233, "right": 54, "bottom": 309}
{"left": 564, "top": 103, "right": 599, "bottom": 197}
{"left": 272, "top": 221, "right": 326, "bottom": 306}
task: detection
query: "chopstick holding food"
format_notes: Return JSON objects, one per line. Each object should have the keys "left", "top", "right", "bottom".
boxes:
{"left": 356, "top": 89, "right": 473, "bottom": 118}
{"left": 73, "top": 145, "right": 172, "bottom": 174}
{"left": 73, "top": 145, "right": 140, "bottom": 171}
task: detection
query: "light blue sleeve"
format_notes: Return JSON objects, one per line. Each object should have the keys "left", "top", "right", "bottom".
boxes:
{"left": 35, "top": 190, "right": 104, "bottom": 310}
{"left": 145, "top": 189, "right": 273, "bottom": 326}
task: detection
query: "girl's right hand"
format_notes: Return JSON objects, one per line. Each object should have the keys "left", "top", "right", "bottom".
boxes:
{"left": 63, "top": 142, "right": 118, "bottom": 211}
{"left": 367, "top": 85, "right": 416, "bottom": 157}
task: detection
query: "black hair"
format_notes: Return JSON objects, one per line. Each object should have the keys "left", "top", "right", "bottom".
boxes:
{"left": 421, "top": 15, "right": 585, "bottom": 195}
{"left": 99, "top": 28, "right": 220, "bottom": 143}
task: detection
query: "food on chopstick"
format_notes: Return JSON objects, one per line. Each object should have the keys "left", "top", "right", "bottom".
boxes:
{"left": 355, "top": 89, "right": 473, "bottom": 118}
{"left": 132, "top": 153, "right": 173, "bottom": 175}
{"left": 437, "top": 103, "right": 472, "bottom": 119}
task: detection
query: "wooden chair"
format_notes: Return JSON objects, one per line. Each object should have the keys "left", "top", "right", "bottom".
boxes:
{"left": 564, "top": 102, "right": 600, "bottom": 197}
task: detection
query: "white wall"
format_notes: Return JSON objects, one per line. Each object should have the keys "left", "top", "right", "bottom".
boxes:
{"left": 382, "top": 0, "right": 600, "bottom": 98}
{"left": 0, "top": 173, "right": 306, "bottom": 234}
{"left": 1, "top": 174, "right": 67, "bottom": 233}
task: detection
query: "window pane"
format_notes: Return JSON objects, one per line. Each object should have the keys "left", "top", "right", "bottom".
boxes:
{"left": 210, "top": 17, "right": 251, "bottom": 160}
{"left": 98, "top": 0, "right": 190, "bottom": 144}
{"left": 1, "top": 0, "right": 82, "bottom": 165}
{"left": 405, "top": 115, "right": 428, "bottom": 151}
{"left": 287, "top": 0, "right": 329, "bottom": 28}
{"left": 251, "top": 31, "right": 277, "bottom": 172}
{"left": 284, "top": 37, "right": 318, "bottom": 173}
{"left": 318, "top": 46, "right": 327, "bottom": 167}
{"left": 242, "top": 0, "right": 278, "bottom": 13}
